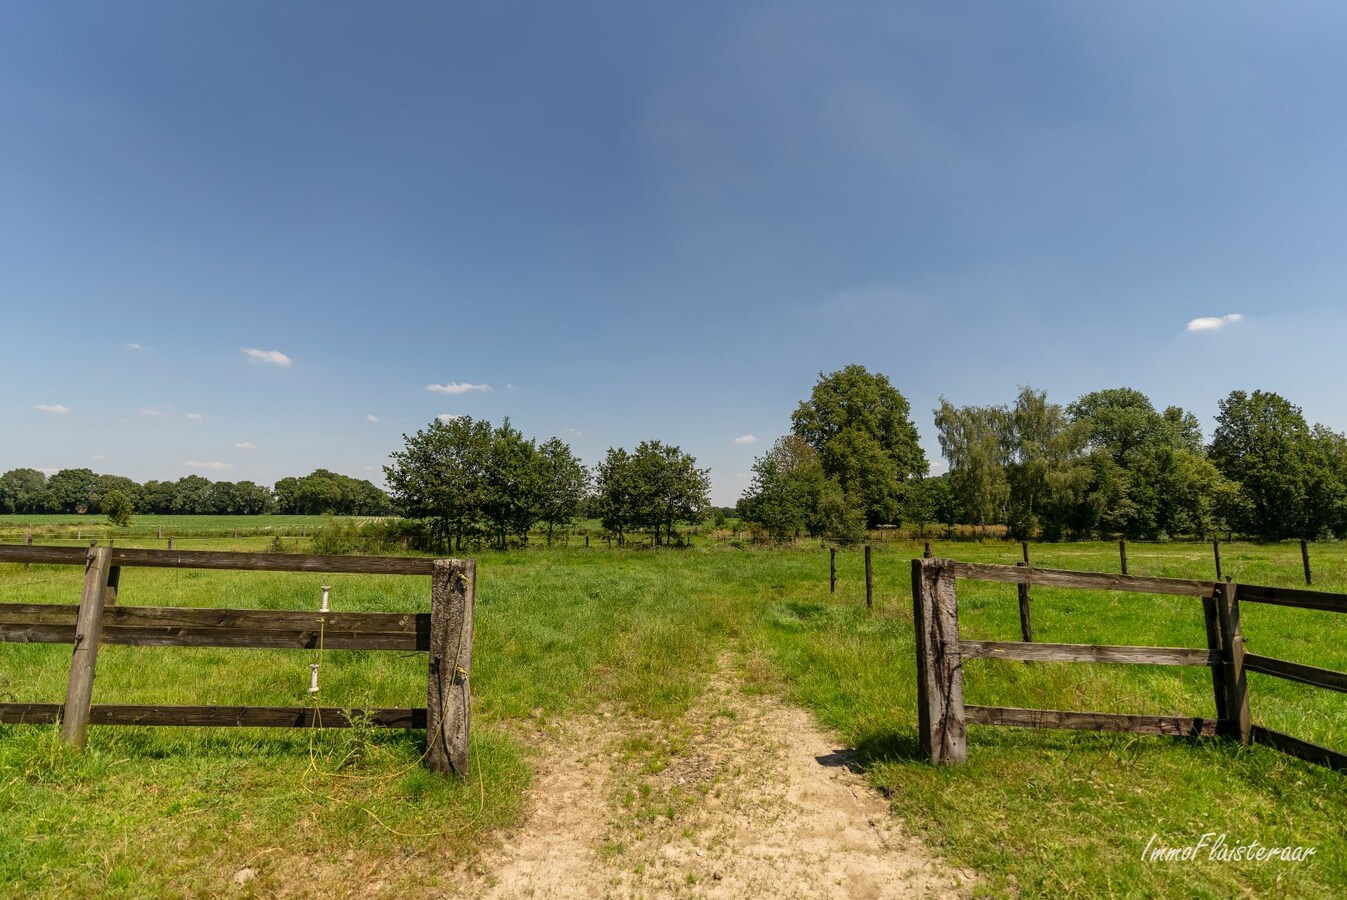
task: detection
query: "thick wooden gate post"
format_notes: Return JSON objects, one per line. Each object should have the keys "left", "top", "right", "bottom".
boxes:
{"left": 911, "top": 558, "right": 967, "bottom": 765}
{"left": 427, "top": 558, "right": 475, "bottom": 777}
{"left": 1214, "top": 581, "right": 1251, "bottom": 745}
{"left": 62, "top": 545, "right": 113, "bottom": 748}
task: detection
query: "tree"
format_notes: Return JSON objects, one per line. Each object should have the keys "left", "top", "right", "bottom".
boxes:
{"left": 46, "top": 468, "right": 98, "bottom": 513}
{"left": 1209, "top": 390, "right": 1312, "bottom": 540}
{"left": 480, "top": 419, "right": 545, "bottom": 549}
{"left": 0, "top": 468, "right": 48, "bottom": 513}
{"left": 102, "top": 489, "right": 133, "bottom": 527}
{"left": 537, "top": 437, "right": 589, "bottom": 544}
{"left": 385, "top": 416, "right": 492, "bottom": 551}
{"left": 739, "top": 435, "right": 824, "bottom": 542}
{"left": 934, "top": 400, "right": 1009, "bottom": 536}
{"left": 791, "top": 365, "right": 926, "bottom": 527}
{"left": 633, "top": 440, "right": 710, "bottom": 546}
{"left": 595, "top": 447, "right": 639, "bottom": 545}
{"left": 596, "top": 440, "right": 710, "bottom": 546}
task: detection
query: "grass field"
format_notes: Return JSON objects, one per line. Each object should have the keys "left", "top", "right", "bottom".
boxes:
{"left": 1, "top": 534, "right": 1343, "bottom": 896}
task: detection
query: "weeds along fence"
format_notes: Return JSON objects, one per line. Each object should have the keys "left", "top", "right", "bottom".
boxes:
{"left": 912, "top": 557, "right": 1347, "bottom": 771}
{"left": 0, "top": 544, "right": 475, "bottom": 778}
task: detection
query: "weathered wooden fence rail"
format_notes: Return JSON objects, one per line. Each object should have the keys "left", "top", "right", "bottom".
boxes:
{"left": 912, "top": 557, "right": 1346, "bottom": 772}
{"left": 0, "top": 544, "right": 474, "bottom": 777}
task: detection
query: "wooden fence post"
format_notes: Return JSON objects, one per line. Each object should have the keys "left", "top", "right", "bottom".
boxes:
{"left": 1213, "top": 539, "right": 1222, "bottom": 581}
{"left": 911, "top": 558, "right": 967, "bottom": 765}
{"left": 829, "top": 548, "right": 837, "bottom": 594}
{"left": 922, "top": 542, "right": 931, "bottom": 559}
{"left": 1016, "top": 561, "right": 1033, "bottom": 642}
{"left": 24, "top": 531, "right": 31, "bottom": 571}
{"left": 61, "top": 544, "right": 113, "bottom": 748}
{"left": 427, "top": 559, "right": 475, "bottom": 777}
{"left": 1201, "top": 588, "right": 1229, "bottom": 727}
{"left": 1214, "top": 581, "right": 1250, "bottom": 745}
{"left": 1301, "top": 539, "right": 1312, "bottom": 586}
{"left": 1021, "top": 541, "right": 1029, "bottom": 564}
{"left": 1119, "top": 540, "right": 1128, "bottom": 575}
{"left": 864, "top": 545, "right": 873, "bottom": 608}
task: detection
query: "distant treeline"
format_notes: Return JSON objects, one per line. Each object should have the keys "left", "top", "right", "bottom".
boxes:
{"left": 0, "top": 467, "right": 391, "bottom": 516}
{"left": 739, "top": 367, "right": 1347, "bottom": 544}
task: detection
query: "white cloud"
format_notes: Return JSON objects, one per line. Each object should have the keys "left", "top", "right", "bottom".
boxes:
{"left": 1186, "top": 313, "right": 1244, "bottom": 333}
{"left": 567, "top": 428, "right": 583, "bottom": 436}
{"left": 366, "top": 414, "right": 379, "bottom": 422}
{"left": 437, "top": 413, "right": 465, "bottom": 422}
{"left": 185, "top": 412, "right": 205, "bottom": 422}
{"left": 35, "top": 403, "right": 70, "bottom": 414}
{"left": 234, "top": 442, "right": 257, "bottom": 450}
{"left": 506, "top": 383, "right": 516, "bottom": 391}
{"left": 928, "top": 459, "right": 950, "bottom": 476}
{"left": 37, "top": 467, "right": 58, "bottom": 475}
{"left": 732, "top": 434, "right": 758, "bottom": 445}
{"left": 91, "top": 454, "right": 105, "bottom": 461}
{"left": 243, "top": 348, "right": 292, "bottom": 366}
{"left": 139, "top": 408, "right": 164, "bottom": 417}
{"left": 426, "top": 382, "right": 492, "bottom": 394}
{"left": 124, "top": 342, "right": 145, "bottom": 351}
{"left": 183, "top": 460, "right": 235, "bottom": 471}
{"left": 362, "top": 465, "right": 379, "bottom": 472}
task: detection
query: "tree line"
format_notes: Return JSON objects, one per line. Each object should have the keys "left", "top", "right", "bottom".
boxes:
{"left": 739, "top": 367, "right": 1347, "bottom": 544}
{"left": 0, "top": 467, "right": 391, "bottom": 518}
{"left": 382, "top": 416, "right": 709, "bottom": 551}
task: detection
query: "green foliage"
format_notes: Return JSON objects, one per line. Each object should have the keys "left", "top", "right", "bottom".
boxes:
{"left": 101, "top": 489, "right": 133, "bottom": 527}
{"left": 791, "top": 365, "right": 925, "bottom": 527}
{"left": 596, "top": 440, "right": 710, "bottom": 545}
{"left": 384, "top": 417, "right": 588, "bottom": 550}
{"left": 1209, "top": 390, "right": 1314, "bottom": 540}
{"left": 0, "top": 468, "right": 48, "bottom": 513}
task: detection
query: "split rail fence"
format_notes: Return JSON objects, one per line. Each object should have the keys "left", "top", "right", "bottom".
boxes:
{"left": 0, "top": 544, "right": 475, "bottom": 777}
{"left": 912, "top": 557, "right": 1346, "bottom": 771}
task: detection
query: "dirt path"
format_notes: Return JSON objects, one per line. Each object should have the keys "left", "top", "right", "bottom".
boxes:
{"left": 457, "top": 661, "right": 975, "bottom": 899}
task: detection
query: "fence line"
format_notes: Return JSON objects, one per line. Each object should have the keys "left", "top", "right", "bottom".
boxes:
{"left": 911, "top": 557, "right": 1347, "bottom": 772}
{"left": 0, "top": 544, "right": 473, "bottom": 777}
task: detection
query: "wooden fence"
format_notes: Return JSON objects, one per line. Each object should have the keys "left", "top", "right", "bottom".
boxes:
{"left": 0, "top": 544, "right": 475, "bottom": 777}
{"left": 911, "top": 557, "right": 1347, "bottom": 771}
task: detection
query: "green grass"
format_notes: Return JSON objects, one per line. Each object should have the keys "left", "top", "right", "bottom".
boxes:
{"left": 1, "top": 536, "right": 1344, "bottom": 896}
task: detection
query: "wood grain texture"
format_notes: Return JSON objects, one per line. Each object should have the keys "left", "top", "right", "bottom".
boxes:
{"left": 1244, "top": 654, "right": 1347, "bottom": 694}
{"left": 911, "top": 558, "right": 966, "bottom": 765}
{"left": 1251, "top": 725, "right": 1347, "bottom": 772}
{"left": 1215, "top": 582, "right": 1251, "bottom": 744}
{"left": 965, "top": 705, "right": 1220, "bottom": 736}
{"left": 0, "top": 603, "right": 429, "bottom": 650}
{"left": 1237, "top": 583, "right": 1347, "bottom": 613}
{"left": 61, "top": 546, "right": 112, "bottom": 748}
{"left": 0, "top": 544, "right": 439, "bottom": 575}
{"left": 426, "top": 558, "right": 474, "bottom": 778}
{"left": 959, "top": 640, "right": 1219, "bottom": 667}
{"left": 0, "top": 703, "right": 425, "bottom": 728}
{"left": 948, "top": 561, "right": 1215, "bottom": 598}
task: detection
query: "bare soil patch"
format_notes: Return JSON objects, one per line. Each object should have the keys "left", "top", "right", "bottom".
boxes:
{"left": 457, "top": 660, "right": 976, "bottom": 898}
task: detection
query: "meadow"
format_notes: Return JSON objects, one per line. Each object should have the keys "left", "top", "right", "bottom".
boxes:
{"left": 1, "top": 529, "right": 1343, "bottom": 897}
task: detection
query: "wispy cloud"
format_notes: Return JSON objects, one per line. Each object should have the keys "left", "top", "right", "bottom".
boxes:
{"left": 1186, "top": 313, "right": 1244, "bottom": 333}
{"left": 426, "top": 382, "right": 492, "bottom": 394}
{"left": 35, "top": 403, "right": 70, "bottom": 414}
{"left": 185, "top": 412, "right": 205, "bottom": 422}
{"left": 91, "top": 454, "right": 105, "bottom": 461}
{"left": 366, "top": 414, "right": 379, "bottom": 422}
{"left": 37, "top": 467, "right": 58, "bottom": 475}
{"left": 139, "top": 408, "right": 164, "bottom": 417}
{"left": 437, "top": 413, "right": 465, "bottom": 422}
{"left": 567, "top": 428, "right": 583, "bottom": 436}
{"left": 234, "top": 442, "right": 257, "bottom": 450}
{"left": 243, "top": 348, "right": 292, "bottom": 366}
{"left": 732, "top": 434, "right": 758, "bottom": 445}
{"left": 183, "top": 460, "right": 235, "bottom": 471}
{"left": 124, "top": 342, "right": 146, "bottom": 351}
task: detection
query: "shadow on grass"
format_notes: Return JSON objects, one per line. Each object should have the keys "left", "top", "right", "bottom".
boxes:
{"left": 818, "top": 730, "right": 928, "bottom": 773}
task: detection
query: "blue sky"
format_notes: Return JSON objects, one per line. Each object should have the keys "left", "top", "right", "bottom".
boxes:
{"left": 5, "top": 3, "right": 1347, "bottom": 505}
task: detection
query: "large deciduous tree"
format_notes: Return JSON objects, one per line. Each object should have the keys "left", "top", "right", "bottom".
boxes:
{"left": 596, "top": 440, "right": 710, "bottom": 545}
{"left": 791, "top": 365, "right": 925, "bottom": 527}
{"left": 1209, "top": 390, "right": 1313, "bottom": 540}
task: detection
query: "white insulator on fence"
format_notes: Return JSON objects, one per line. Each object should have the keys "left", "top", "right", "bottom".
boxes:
{"left": 320, "top": 585, "right": 331, "bottom": 613}
{"left": 309, "top": 663, "right": 320, "bottom": 694}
